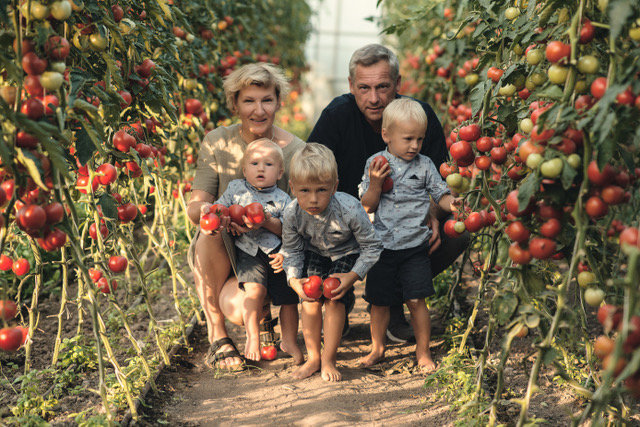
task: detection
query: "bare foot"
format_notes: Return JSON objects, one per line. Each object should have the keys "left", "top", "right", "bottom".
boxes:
{"left": 358, "top": 349, "right": 385, "bottom": 367}
{"left": 280, "top": 340, "right": 304, "bottom": 365}
{"left": 321, "top": 359, "right": 342, "bottom": 382}
{"left": 244, "top": 333, "right": 261, "bottom": 362}
{"left": 417, "top": 350, "right": 436, "bottom": 373}
{"left": 292, "top": 358, "right": 320, "bottom": 379}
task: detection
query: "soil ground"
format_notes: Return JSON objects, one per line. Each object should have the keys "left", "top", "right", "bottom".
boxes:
{"left": 139, "top": 280, "right": 589, "bottom": 426}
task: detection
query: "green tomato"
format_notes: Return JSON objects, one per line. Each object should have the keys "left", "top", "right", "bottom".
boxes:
{"left": 530, "top": 72, "right": 547, "bottom": 86}
{"left": 40, "top": 71, "right": 64, "bottom": 91}
{"left": 526, "top": 49, "right": 544, "bottom": 66}
{"left": 505, "top": 7, "right": 520, "bottom": 20}
{"left": 465, "top": 73, "right": 479, "bottom": 86}
{"left": 453, "top": 221, "right": 466, "bottom": 233}
{"left": 584, "top": 287, "right": 605, "bottom": 307}
{"left": 50, "top": 0, "right": 72, "bottom": 20}
{"left": 578, "top": 271, "right": 596, "bottom": 288}
{"left": 520, "top": 118, "right": 534, "bottom": 134}
{"left": 629, "top": 27, "right": 640, "bottom": 41}
{"left": 446, "top": 173, "right": 463, "bottom": 188}
{"left": 577, "top": 55, "right": 599, "bottom": 74}
{"left": 574, "top": 80, "right": 587, "bottom": 94}
{"left": 567, "top": 154, "right": 581, "bottom": 169}
{"left": 525, "top": 153, "right": 543, "bottom": 169}
{"left": 540, "top": 158, "right": 563, "bottom": 178}
{"left": 498, "top": 83, "right": 517, "bottom": 97}
{"left": 547, "top": 64, "right": 568, "bottom": 85}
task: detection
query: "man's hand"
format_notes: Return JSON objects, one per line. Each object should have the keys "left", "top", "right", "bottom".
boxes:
{"left": 289, "top": 277, "right": 317, "bottom": 302}
{"left": 269, "top": 253, "right": 284, "bottom": 273}
{"left": 326, "top": 271, "right": 359, "bottom": 300}
{"left": 199, "top": 203, "right": 231, "bottom": 235}
{"left": 428, "top": 214, "right": 441, "bottom": 255}
{"left": 369, "top": 158, "right": 390, "bottom": 190}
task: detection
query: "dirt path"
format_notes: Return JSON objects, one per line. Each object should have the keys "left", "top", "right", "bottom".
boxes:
{"left": 141, "top": 285, "right": 455, "bottom": 426}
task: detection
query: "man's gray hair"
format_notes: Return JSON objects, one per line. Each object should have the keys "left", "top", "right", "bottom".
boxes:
{"left": 348, "top": 44, "right": 400, "bottom": 82}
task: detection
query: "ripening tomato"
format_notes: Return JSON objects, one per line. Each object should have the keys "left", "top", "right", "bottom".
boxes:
{"left": 594, "top": 336, "right": 615, "bottom": 359}
{"left": 597, "top": 304, "right": 622, "bottom": 331}
{"left": 97, "top": 277, "right": 118, "bottom": 294}
{"left": 487, "top": 67, "right": 504, "bottom": 83}
{"left": 601, "top": 185, "right": 625, "bottom": 205}
{"left": 545, "top": 41, "right": 571, "bottom": 63}
{"left": 540, "top": 218, "right": 562, "bottom": 238}
{"left": 89, "top": 222, "right": 108, "bottom": 240}
{"left": 108, "top": 255, "right": 128, "bottom": 273}
{"left": 620, "top": 227, "right": 639, "bottom": 251}
{"left": 0, "top": 300, "right": 17, "bottom": 321}
{"left": 505, "top": 190, "right": 533, "bottom": 216}
{"left": 117, "top": 203, "right": 138, "bottom": 223}
{"left": 587, "top": 161, "right": 615, "bottom": 187}
{"left": 508, "top": 242, "right": 531, "bottom": 264}
{"left": 322, "top": 277, "right": 341, "bottom": 299}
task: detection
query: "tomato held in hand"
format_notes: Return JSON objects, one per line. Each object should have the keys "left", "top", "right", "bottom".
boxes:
{"left": 303, "top": 275, "right": 322, "bottom": 299}
{"left": 229, "top": 204, "right": 245, "bottom": 225}
{"left": 260, "top": 345, "right": 277, "bottom": 361}
{"left": 210, "top": 204, "right": 229, "bottom": 216}
{"left": 322, "top": 277, "right": 341, "bottom": 299}
{"left": 381, "top": 176, "right": 393, "bottom": 193}
{"left": 200, "top": 212, "right": 221, "bottom": 231}
{"left": 245, "top": 202, "right": 265, "bottom": 224}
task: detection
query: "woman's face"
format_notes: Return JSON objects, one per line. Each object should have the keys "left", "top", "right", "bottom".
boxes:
{"left": 235, "top": 84, "right": 279, "bottom": 139}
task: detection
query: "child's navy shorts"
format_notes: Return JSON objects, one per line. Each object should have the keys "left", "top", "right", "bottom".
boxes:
{"left": 364, "top": 243, "right": 434, "bottom": 306}
{"left": 236, "top": 247, "right": 299, "bottom": 306}
{"left": 304, "top": 250, "right": 358, "bottom": 307}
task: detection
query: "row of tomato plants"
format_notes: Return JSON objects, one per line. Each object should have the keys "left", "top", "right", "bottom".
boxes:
{"left": 0, "top": 0, "right": 311, "bottom": 422}
{"left": 384, "top": 0, "right": 640, "bottom": 424}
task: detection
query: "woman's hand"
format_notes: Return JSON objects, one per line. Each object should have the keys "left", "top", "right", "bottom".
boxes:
{"left": 289, "top": 277, "right": 317, "bottom": 302}
{"left": 269, "top": 253, "right": 284, "bottom": 273}
{"left": 369, "top": 159, "right": 391, "bottom": 190}
{"left": 327, "top": 272, "right": 359, "bottom": 300}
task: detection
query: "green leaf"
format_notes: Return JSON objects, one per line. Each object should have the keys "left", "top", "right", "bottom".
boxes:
{"left": 492, "top": 292, "right": 518, "bottom": 325}
{"left": 75, "top": 126, "right": 98, "bottom": 166}
{"left": 542, "top": 347, "right": 559, "bottom": 365}
{"left": 98, "top": 194, "right": 118, "bottom": 221}
{"left": 39, "top": 137, "right": 71, "bottom": 180}
{"left": 597, "top": 112, "right": 617, "bottom": 168}
{"left": 16, "top": 148, "right": 47, "bottom": 190}
{"left": 517, "top": 172, "right": 539, "bottom": 211}
{"left": 560, "top": 158, "right": 577, "bottom": 190}
{"left": 609, "top": 0, "right": 633, "bottom": 42}
{"left": 536, "top": 85, "right": 564, "bottom": 100}
{"left": 470, "top": 79, "right": 491, "bottom": 117}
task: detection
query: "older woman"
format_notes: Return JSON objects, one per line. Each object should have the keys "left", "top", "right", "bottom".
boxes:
{"left": 187, "top": 63, "right": 305, "bottom": 370}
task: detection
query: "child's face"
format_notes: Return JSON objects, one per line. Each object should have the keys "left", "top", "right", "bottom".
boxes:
{"left": 381, "top": 119, "right": 426, "bottom": 161}
{"left": 243, "top": 147, "right": 283, "bottom": 189}
{"left": 289, "top": 178, "right": 337, "bottom": 215}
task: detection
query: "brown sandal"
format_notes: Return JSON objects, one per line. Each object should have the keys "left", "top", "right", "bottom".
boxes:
{"left": 204, "top": 337, "right": 245, "bottom": 371}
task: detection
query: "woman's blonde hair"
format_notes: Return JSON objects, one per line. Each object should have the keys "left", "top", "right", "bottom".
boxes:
{"left": 242, "top": 138, "right": 284, "bottom": 169}
{"left": 382, "top": 97, "right": 428, "bottom": 131}
{"left": 223, "top": 63, "right": 290, "bottom": 111}
{"left": 289, "top": 143, "right": 338, "bottom": 185}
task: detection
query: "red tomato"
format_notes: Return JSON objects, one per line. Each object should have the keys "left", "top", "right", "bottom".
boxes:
{"left": 585, "top": 196, "right": 608, "bottom": 219}
{"left": 381, "top": 176, "right": 393, "bottom": 193}
{"left": 111, "top": 4, "right": 124, "bottom": 21}
{"left": 96, "top": 163, "right": 118, "bottom": 186}
{"left": 43, "top": 202, "right": 64, "bottom": 224}
{"left": 545, "top": 41, "right": 571, "bottom": 63}
{"left": 260, "top": 345, "right": 277, "bottom": 361}
{"left": 245, "top": 202, "right": 265, "bottom": 224}
{"left": 529, "top": 237, "right": 556, "bottom": 260}
{"left": 0, "top": 255, "right": 13, "bottom": 271}
{"left": 210, "top": 204, "right": 229, "bottom": 216}
{"left": 117, "top": 203, "right": 138, "bottom": 223}
{"left": 475, "top": 137, "right": 493, "bottom": 152}
{"left": 590, "top": 77, "right": 607, "bottom": 99}
{"left": 44, "top": 35, "right": 70, "bottom": 60}
{"left": 444, "top": 219, "right": 462, "bottom": 238}
{"left": 135, "top": 143, "right": 152, "bottom": 158}
{"left": 322, "top": 277, "right": 341, "bottom": 299}
{"left": 0, "top": 327, "right": 23, "bottom": 351}
{"left": 22, "top": 52, "right": 47, "bottom": 76}
{"left": 0, "top": 300, "right": 17, "bottom": 321}
{"left": 303, "top": 275, "right": 322, "bottom": 299}
{"left": 597, "top": 304, "right": 622, "bottom": 331}
{"left": 44, "top": 228, "right": 67, "bottom": 250}
{"left": 579, "top": 20, "right": 595, "bottom": 44}
{"left": 505, "top": 190, "right": 533, "bottom": 216}
{"left": 185, "top": 98, "right": 204, "bottom": 115}
{"left": 601, "top": 185, "right": 625, "bottom": 205}
{"left": 458, "top": 124, "right": 481, "bottom": 141}
{"left": 229, "top": 204, "right": 246, "bottom": 225}
{"left": 76, "top": 174, "right": 99, "bottom": 194}
{"left": 97, "top": 277, "right": 117, "bottom": 294}
{"left": 89, "top": 268, "right": 103, "bottom": 283}
{"left": 21, "top": 97, "right": 45, "bottom": 120}
{"left": 506, "top": 221, "right": 530, "bottom": 243}
{"left": 12, "top": 258, "right": 30, "bottom": 276}
{"left": 464, "top": 212, "right": 484, "bottom": 233}
{"left": 487, "top": 67, "right": 504, "bottom": 83}
{"left": 540, "top": 218, "right": 562, "bottom": 238}
{"left": 200, "top": 212, "right": 221, "bottom": 231}
{"left": 620, "top": 227, "right": 639, "bottom": 250}
{"left": 113, "top": 130, "right": 136, "bottom": 152}
{"left": 490, "top": 147, "right": 507, "bottom": 164}
{"left": 475, "top": 156, "right": 491, "bottom": 170}
{"left": 89, "top": 222, "right": 108, "bottom": 240}
{"left": 508, "top": 242, "right": 531, "bottom": 265}
{"left": 108, "top": 255, "right": 128, "bottom": 273}
{"left": 136, "top": 59, "right": 156, "bottom": 78}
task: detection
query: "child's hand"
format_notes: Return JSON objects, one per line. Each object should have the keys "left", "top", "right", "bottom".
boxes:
{"left": 227, "top": 221, "right": 250, "bottom": 236}
{"left": 289, "top": 277, "right": 317, "bottom": 302}
{"left": 269, "top": 253, "right": 284, "bottom": 273}
{"left": 369, "top": 158, "right": 391, "bottom": 190}
{"left": 326, "top": 272, "right": 359, "bottom": 300}
{"left": 199, "top": 203, "right": 230, "bottom": 235}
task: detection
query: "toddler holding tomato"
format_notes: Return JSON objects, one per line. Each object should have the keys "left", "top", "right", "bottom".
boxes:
{"left": 208, "top": 139, "right": 302, "bottom": 364}
{"left": 358, "top": 98, "right": 455, "bottom": 372}
{"left": 276, "top": 143, "right": 383, "bottom": 382}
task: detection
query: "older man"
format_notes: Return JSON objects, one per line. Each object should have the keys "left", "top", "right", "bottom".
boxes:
{"left": 308, "top": 44, "right": 469, "bottom": 342}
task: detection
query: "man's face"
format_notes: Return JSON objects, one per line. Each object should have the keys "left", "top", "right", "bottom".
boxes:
{"left": 349, "top": 61, "right": 400, "bottom": 128}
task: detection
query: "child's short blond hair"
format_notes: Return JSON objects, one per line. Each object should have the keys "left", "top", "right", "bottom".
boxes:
{"left": 242, "top": 138, "right": 284, "bottom": 169}
{"left": 382, "top": 98, "right": 428, "bottom": 131}
{"left": 289, "top": 143, "right": 338, "bottom": 185}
